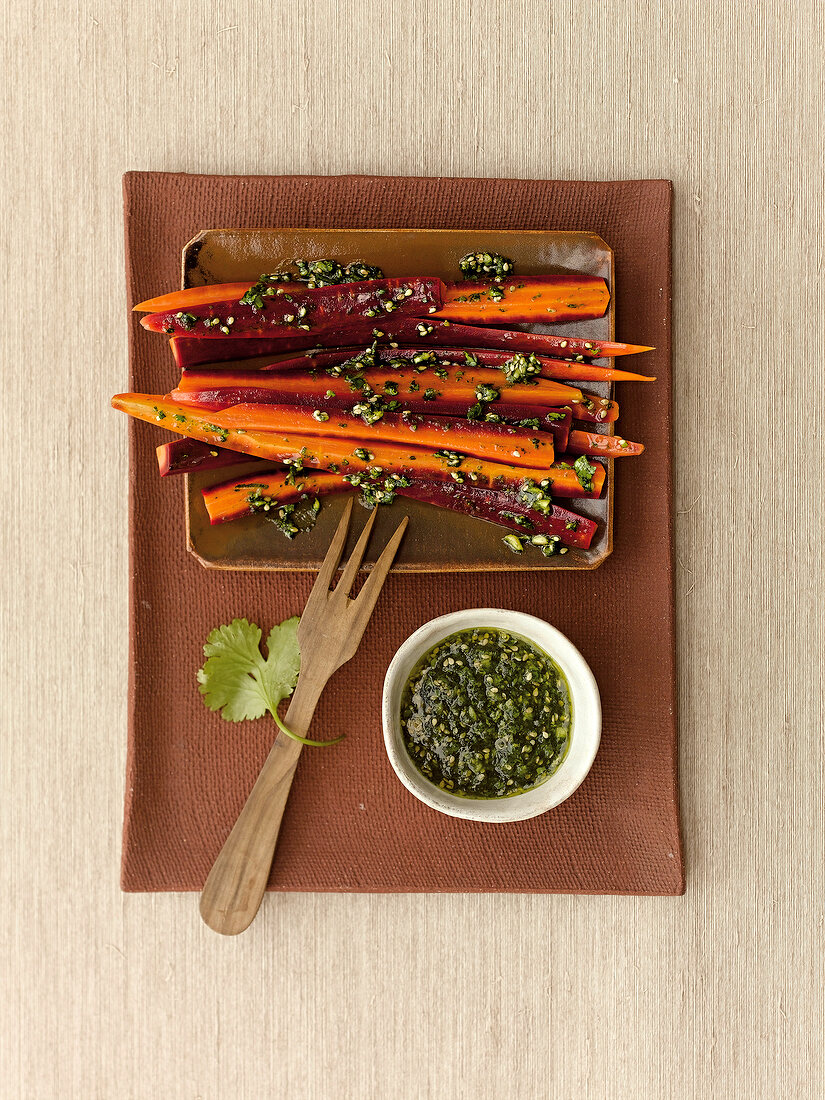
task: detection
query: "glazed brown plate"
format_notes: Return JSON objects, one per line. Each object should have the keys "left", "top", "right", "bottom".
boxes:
{"left": 183, "top": 228, "right": 615, "bottom": 572}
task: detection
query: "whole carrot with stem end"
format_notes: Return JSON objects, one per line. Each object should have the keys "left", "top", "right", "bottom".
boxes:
{"left": 200, "top": 468, "right": 598, "bottom": 550}
{"left": 111, "top": 393, "right": 605, "bottom": 496}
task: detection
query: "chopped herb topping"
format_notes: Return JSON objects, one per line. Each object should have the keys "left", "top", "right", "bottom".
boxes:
{"left": 458, "top": 251, "right": 515, "bottom": 281}
{"left": 412, "top": 350, "right": 437, "bottom": 366}
{"left": 475, "top": 383, "right": 500, "bottom": 403}
{"left": 573, "top": 455, "right": 597, "bottom": 492}
{"left": 433, "top": 449, "right": 466, "bottom": 468}
{"left": 501, "top": 511, "right": 535, "bottom": 529}
{"left": 501, "top": 352, "right": 542, "bottom": 384}
{"left": 518, "top": 478, "right": 553, "bottom": 515}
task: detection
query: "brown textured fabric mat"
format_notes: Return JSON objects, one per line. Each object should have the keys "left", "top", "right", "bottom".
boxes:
{"left": 121, "top": 172, "right": 682, "bottom": 895}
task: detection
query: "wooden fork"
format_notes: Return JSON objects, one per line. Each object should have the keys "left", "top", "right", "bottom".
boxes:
{"left": 199, "top": 498, "right": 408, "bottom": 935}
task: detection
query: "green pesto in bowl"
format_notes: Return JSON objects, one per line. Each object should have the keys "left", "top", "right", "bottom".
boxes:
{"left": 400, "top": 627, "right": 572, "bottom": 799}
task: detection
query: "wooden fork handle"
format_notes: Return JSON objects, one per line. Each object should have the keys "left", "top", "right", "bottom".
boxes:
{"left": 199, "top": 679, "right": 322, "bottom": 935}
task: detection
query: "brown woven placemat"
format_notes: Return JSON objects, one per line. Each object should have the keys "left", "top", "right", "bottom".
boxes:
{"left": 121, "top": 172, "right": 682, "bottom": 894}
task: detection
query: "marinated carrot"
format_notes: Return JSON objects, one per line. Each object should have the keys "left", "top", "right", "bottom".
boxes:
{"left": 566, "top": 430, "right": 644, "bottom": 457}
{"left": 334, "top": 346, "right": 654, "bottom": 383}
{"left": 140, "top": 277, "right": 441, "bottom": 338}
{"left": 156, "top": 438, "right": 254, "bottom": 477}
{"left": 568, "top": 395, "right": 619, "bottom": 424}
{"left": 112, "top": 394, "right": 599, "bottom": 493}
{"left": 157, "top": 408, "right": 573, "bottom": 474}
{"left": 201, "top": 468, "right": 598, "bottom": 547}
{"left": 171, "top": 385, "right": 584, "bottom": 432}
{"left": 135, "top": 284, "right": 262, "bottom": 312}
{"left": 171, "top": 345, "right": 653, "bottom": 384}
{"left": 173, "top": 365, "right": 582, "bottom": 408}
{"left": 137, "top": 274, "right": 605, "bottom": 326}
{"left": 209, "top": 404, "right": 556, "bottom": 468}
{"left": 201, "top": 469, "right": 348, "bottom": 523}
{"left": 169, "top": 321, "right": 652, "bottom": 367}
{"left": 396, "top": 479, "right": 597, "bottom": 549}
{"left": 140, "top": 275, "right": 608, "bottom": 326}
{"left": 436, "top": 275, "right": 609, "bottom": 324}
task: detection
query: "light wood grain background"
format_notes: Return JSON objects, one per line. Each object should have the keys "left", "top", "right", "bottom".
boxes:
{"left": 2, "top": 1, "right": 822, "bottom": 1097}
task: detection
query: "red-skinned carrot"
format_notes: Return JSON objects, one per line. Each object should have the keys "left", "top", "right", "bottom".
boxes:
{"left": 169, "top": 345, "right": 653, "bottom": 384}
{"left": 396, "top": 479, "right": 597, "bottom": 549}
{"left": 360, "top": 346, "right": 654, "bottom": 382}
{"left": 156, "top": 438, "right": 254, "bottom": 477}
{"left": 173, "top": 365, "right": 582, "bottom": 408}
{"left": 208, "top": 404, "right": 556, "bottom": 468}
{"left": 169, "top": 321, "right": 652, "bottom": 368}
{"left": 566, "top": 430, "right": 644, "bottom": 457}
{"left": 112, "top": 394, "right": 603, "bottom": 494}
{"left": 138, "top": 275, "right": 607, "bottom": 326}
{"left": 171, "top": 385, "right": 587, "bottom": 430}
{"left": 201, "top": 468, "right": 597, "bottom": 549}
{"left": 140, "top": 278, "right": 441, "bottom": 338}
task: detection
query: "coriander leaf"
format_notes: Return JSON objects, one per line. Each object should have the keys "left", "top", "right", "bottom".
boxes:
{"left": 263, "top": 617, "right": 302, "bottom": 706}
{"left": 198, "top": 618, "right": 274, "bottom": 722}
{"left": 197, "top": 616, "right": 341, "bottom": 747}
{"left": 573, "top": 454, "right": 597, "bottom": 492}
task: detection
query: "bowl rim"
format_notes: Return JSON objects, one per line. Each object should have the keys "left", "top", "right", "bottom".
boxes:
{"left": 381, "top": 608, "right": 602, "bottom": 823}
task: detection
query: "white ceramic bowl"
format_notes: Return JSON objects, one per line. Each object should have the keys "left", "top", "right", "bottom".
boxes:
{"left": 382, "top": 608, "right": 601, "bottom": 823}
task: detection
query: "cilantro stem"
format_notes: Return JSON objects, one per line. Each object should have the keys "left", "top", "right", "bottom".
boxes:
{"left": 272, "top": 709, "right": 344, "bottom": 747}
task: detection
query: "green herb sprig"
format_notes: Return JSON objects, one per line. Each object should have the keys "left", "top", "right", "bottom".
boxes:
{"left": 198, "top": 617, "right": 342, "bottom": 746}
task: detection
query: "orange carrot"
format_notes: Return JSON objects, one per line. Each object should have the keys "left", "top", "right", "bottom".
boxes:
{"left": 134, "top": 284, "right": 255, "bottom": 312}
{"left": 566, "top": 430, "right": 644, "bottom": 457}
{"left": 202, "top": 469, "right": 348, "bottom": 523}
{"left": 568, "top": 394, "right": 619, "bottom": 424}
{"left": 202, "top": 469, "right": 599, "bottom": 547}
{"left": 436, "top": 276, "right": 609, "bottom": 324}
{"left": 210, "top": 404, "right": 555, "bottom": 468}
{"left": 112, "top": 393, "right": 593, "bottom": 492}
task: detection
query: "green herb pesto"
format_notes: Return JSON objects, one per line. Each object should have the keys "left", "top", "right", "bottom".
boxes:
{"left": 400, "top": 628, "right": 571, "bottom": 798}
{"left": 458, "top": 251, "right": 515, "bottom": 281}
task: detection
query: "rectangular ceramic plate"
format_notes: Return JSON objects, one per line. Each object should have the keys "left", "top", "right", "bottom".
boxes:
{"left": 183, "top": 228, "right": 614, "bottom": 572}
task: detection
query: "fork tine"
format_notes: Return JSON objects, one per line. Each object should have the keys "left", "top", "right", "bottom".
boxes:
{"left": 336, "top": 505, "right": 380, "bottom": 597}
{"left": 350, "top": 515, "right": 409, "bottom": 619}
{"left": 301, "top": 497, "right": 353, "bottom": 617}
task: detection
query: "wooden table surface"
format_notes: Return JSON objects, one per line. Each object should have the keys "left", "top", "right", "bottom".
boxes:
{"left": 2, "top": 2, "right": 822, "bottom": 1097}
